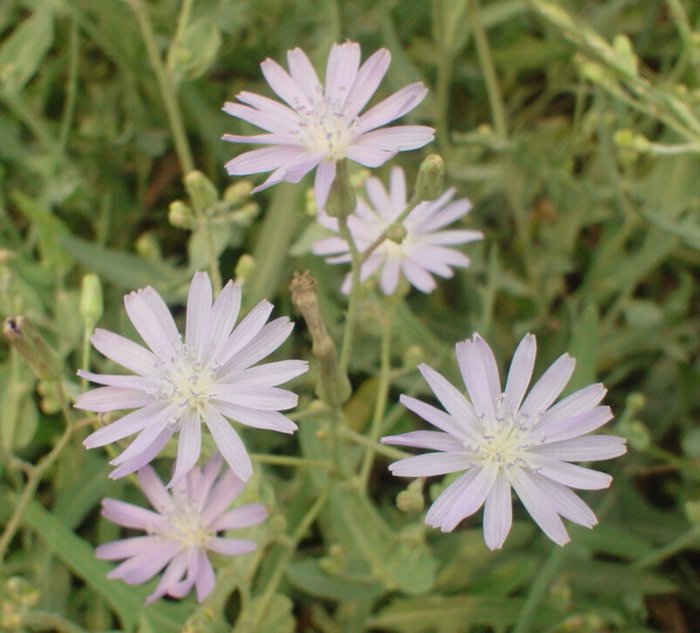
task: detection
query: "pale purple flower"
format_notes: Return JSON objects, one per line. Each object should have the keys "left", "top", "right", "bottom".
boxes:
{"left": 76, "top": 271, "right": 307, "bottom": 485}
{"left": 382, "top": 334, "right": 626, "bottom": 550}
{"left": 312, "top": 166, "right": 482, "bottom": 295}
{"left": 96, "top": 452, "right": 266, "bottom": 604}
{"left": 222, "top": 41, "right": 434, "bottom": 211}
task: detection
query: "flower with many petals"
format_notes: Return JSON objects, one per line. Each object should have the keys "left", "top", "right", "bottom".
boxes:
{"left": 97, "top": 453, "right": 266, "bottom": 604}
{"left": 382, "top": 334, "right": 626, "bottom": 549}
{"left": 222, "top": 41, "right": 434, "bottom": 211}
{"left": 313, "top": 166, "right": 482, "bottom": 294}
{"left": 76, "top": 271, "right": 307, "bottom": 485}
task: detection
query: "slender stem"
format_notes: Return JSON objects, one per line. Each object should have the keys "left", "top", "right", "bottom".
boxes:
{"left": 0, "top": 383, "right": 74, "bottom": 562}
{"left": 359, "top": 299, "right": 396, "bottom": 489}
{"left": 511, "top": 543, "right": 569, "bottom": 633}
{"left": 252, "top": 488, "right": 330, "bottom": 631}
{"left": 250, "top": 453, "right": 332, "bottom": 470}
{"left": 58, "top": 19, "right": 79, "bottom": 153}
{"left": 199, "top": 216, "right": 223, "bottom": 295}
{"left": 128, "top": 0, "right": 194, "bottom": 173}
{"left": 168, "top": 0, "right": 195, "bottom": 75}
{"left": 338, "top": 426, "right": 410, "bottom": 461}
{"left": 359, "top": 194, "right": 421, "bottom": 264}
{"left": 633, "top": 524, "right": 700, "bottom": 570}
{"left": 338, "top": 215, "right": 363, "bottom": 377}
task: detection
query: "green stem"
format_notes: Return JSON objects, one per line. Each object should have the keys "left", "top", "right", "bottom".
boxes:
{"left": 252, "top": 488, "right": 330, "bottom": 631}
{"left": 0, "top": 383, "right": 74, "bottom": 562}
{"left": 358, "top": 299, "right": 396, "bottom": 489}
{"left": 129, "top": 0, "right": 194, "bottom": 173}
{"left": 338, "top": 215, "right": 363, "bottom": 377}
{"left": 511, "top": 543, "right": 569, "bottom": 633}
{"left": 338, "top": 426, "right": 410, "bottom": 461}
{"left": 250, "top": 453, "right": 332, "bottom": 470}
{"left": 633, "top": 524, "right": 700, "bottom": 570}
{"left": 359, "top": 194, "right": 421, "bottom": 264}
{"left": 58, "top": 18, "right": 79, "bottom": 153}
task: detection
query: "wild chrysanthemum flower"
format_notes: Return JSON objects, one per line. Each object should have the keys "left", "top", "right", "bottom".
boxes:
{"left": 96, "top": 453, "right": 266, "bottom": 604}
{"left": 382, "top": 334, "right": 626, "bottom": 550}
{"left": 76, "top": 271, "right": 307, "bottom": 485}
{"left": 312, "top": 166, "right": 482, "bottom": 295}
{"left": 222, "top": 41, "right": 434, "bottom": 211}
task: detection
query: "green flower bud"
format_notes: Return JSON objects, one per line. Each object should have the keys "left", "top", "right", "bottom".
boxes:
{"left": 169, "top": 200, "right": 194, "bottom": 229}
{"left": 415, "top": 154, "right": 445, "bottom": 201}
{"left": 386, "top": 222, "right": 408, "bottom": 244}
{"left": 234, "top": 254, "right": 256, "bottom": 284}
{"left": 397, "top": 478, "right": 425, "bottom": 513}
{"left": 223, "top": 180, "right": 254, "bottom": 206}
{"left": 3, "top": 316, "right": 63, "bottom": 382}
{"left": 135, "top": 232, "right": 161, "bottom": 261}
{"left": 324, "top": 160, "right": 356, "bottom": 219}
{"left": 79, "top": 274, "right": 103, "bottom": 331}
{"left": 402, "top": 345, "right": 424, "bottom": 370}
{"left": 184, "top": 170, "right": 218, "bottom": 213}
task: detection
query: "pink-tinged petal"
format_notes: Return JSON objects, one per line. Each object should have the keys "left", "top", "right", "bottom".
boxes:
{"left": 101, "top": 498, "right": 164, "bottom": 531}
{"left": 381, "top": 430, "right": 463, "bottom": 452}
{"left": 146, "top": 552, "right": 189, "bottom": 604}
{"left": 421, "top": 230, "right": 483, "bottom": 246}
{"left": 219, "top": 318, "right": 295, "bottom": 376}
{"left": 74, "top": 386, "right": 156, "bottom": 413}
{"left": 200, "top": 405, "right": 253, "bottom": 481}
{"left": 261, "top": 57, "right": 309, "bottom": 108}
{"left": 137, "top": 466, "right": 175, "bottom": 514}
{"left": 398, "top": 395, "right": 475, "bottom": 441}
{"left": 83, "top": 401, "right": 176, "bottom": 448}
{"left": 206, "top": 537, "right": 257, "bottom": 556}
{"left": 222, "top": 131, "right": 300, "bottom": 145}
{"left": 168, "top": 411, "right": 202, "bottom": 487}
{"left": 483, "top": 472, "right": 512, "bottom": 550}
{"left": 185, "top": 271, "right": 213, "bottom": 354}
{"left": 194, "top": 550, "right": 215, "bottom": 602}
{"left": 410, "top": 247, "right": 469, "bottom": 275}
{"left": 77, "top": 370, "right": 158, "bottom": 391}
{"left": 530, "top": 473, "right": 598, "bottom": 528}
{"left": 90, "top": 329, "right": 157, "bottom": 376}
{"left": 200, "top": 468, "right": 246, "bottom": 524}
{"left": 401, "top": 259, "right": 437, "bottom": 292}
{"left": 528, "top": 456, "right": 613, "bottom": 490}
{"left": 345, "top": 48, "right": 391, "bottom": 117}
{"left": 504, "top": 334, "right": 536, "bottom": 415}
{"left": 225, "top": 360, "right": 308, "bottom": 387}
{"left": 206, "top": 281, "right": 242, "bottom": 361}
{"left": 389, "top": 166, "right": 407, "bottom": 216}
{"left": 95, "top": 535, "right": 164, "bottom": 560}
{"left": 109, "top": 415, "right": 172, "bottom": 466}
{"left": 223, "top": 100, "right": 297, "bottom": 132}
{"left": 456, "top": 335, "right": 500, "bottom": 419}
{"left": 314, "top": 160, "right": 336, "bottom": 212}
{"left": 426, "top": 465, "right": 496, "bottom": 532}
{"left": 216, "top": 300, "right": 273, "bottom": 366}
{"left": 389, "top": 452, "right": 471, "bottom": 478}
{"left": 236, "top": 91, "right": 302, "bottom": 125}
{"left": 225, "top": 146, "right": 308, "bottom": 176}
{"left": 530, "top": 435, "right": 627, "bottom": 462}
{"left": 324, "top": 42, "right": 360, "bottom": 105}
{"left": 214, "top": 402, "right": 298, "bottom": 433}
{"left": 365, "top": 174, "right": 392, "bottom": 217}
{"left": 109, "top": 547, "right": 176, "bottom": 586}
{"left": 537, "top": 406, "right": 614, "bottom": 443}
{"left": 209, "top": 503, "right": 267, "bottom": 531}
{"left": 536, "top": 383, "right": 607, "bottom": 429}
{"left": 287, "top": 48, "right": 322, "bottom": 101}
{"left": 124, "top": 287, "right": 179, "bottom": 360}
{"left": 352, "top": 126, "right": 435, "bottom": 153}
{"left": 212, "top": 385, "right": 297, "bottom": 411}
{"left": 419, "top": 196, "right": 471, "bottom": 232}
{"left": 380, "top": 258, "right": 401, "bottom": 295}
{"left": 109, "top": 426, "right": 174, "bottom": 479}
{"left": 519, "top": 353, "right": 575, "bottom": 418}
{"left": 312, "top": 235, "right": 349, "bottom": 256}
{"left": 344, "top": 144, "right": 396, "bottom": 168}
{"left": 357, "top": 83, "right": 429, "bottom": 133}
{"left": 507, "top": 467, "right": 570, "bottom": 546}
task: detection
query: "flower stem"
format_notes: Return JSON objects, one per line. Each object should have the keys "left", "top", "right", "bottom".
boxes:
{"left": 338, "top": 426, "right": 410, "bottom": 461}
{"left": 359, "top": 193, "right": 421, "bottom": 264}
{"left": 128, "top": 0, "right": 194, "bottom": 174}
{"left": 633, "top": 524, "right": 700, "bottom": 570}
{"left": 338, "top": 214, "right": 363, "bottom": 377}
{"left": 511, "top": 543, "right": 568, "bottom": 633}
{"left": 252, "top": 488, "right": 330, "bottom": 631}
{"left": 250, "top": 453, "right": 332, "bottom": 470}
{"left": 0, "top": 382, "right": 74, "bottom": 563}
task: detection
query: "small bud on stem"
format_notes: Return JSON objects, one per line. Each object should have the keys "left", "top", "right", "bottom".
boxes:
{"left": 3, "top": 316, "right": 63, "bottom": 382}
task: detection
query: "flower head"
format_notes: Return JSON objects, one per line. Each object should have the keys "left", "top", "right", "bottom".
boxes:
{"left": 222, "top": 42, "right": 434, "bottom": 211}
{"left": 313, "top": 166, "right": 482, "bottom": 295}
{"left": 76, "top": 271, "right": 307, "bottom": 485}
{"left": 96, "top": 453, "right": 266, "bottom": 604}
{"left": 382, "top": 334, "right": 626, "bottom": 549}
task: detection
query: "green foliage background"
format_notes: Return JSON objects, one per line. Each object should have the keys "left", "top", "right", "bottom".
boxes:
{"left": 2, "top": 0, "right": 700, "bottom": 631}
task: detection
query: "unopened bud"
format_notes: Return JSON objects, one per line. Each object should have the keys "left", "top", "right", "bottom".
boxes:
{"left": 234, "top": 254, "right": 256, "bottom": 284}
{"left": 622, "top": 419, "right": 650, "bottom": 451}
{"left": 402, "top": 345, "right": 424, "bottom": 370}
{"left": 3, "top": 316, "right": 63, "bottom": 382}
{"left": 184, "top": 170, "right": 218, "bottom": 212}
{"left": 324, "top": 160, "right": 356, "bottom": 219}
{"left": 169, "top": 200, "right": 194, "bottom": 229}
{"left": 415, "top": 154, "right": 445, "bottom": 201}
{"left": 397, "top": 479, "right": 425, "bottom": 513}
{"left": 135, "top": 232, "right": 161, "bottom": 261}
{"left": 386, "top": 223, "right": 408, "bottom": 244}
{"left": 223, "top": 180, "right": 254, "bottom": 206}
{"left": 79, "top": 274, "right": 103, "bottom": 331}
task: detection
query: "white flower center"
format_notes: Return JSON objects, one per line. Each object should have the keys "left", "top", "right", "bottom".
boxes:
{"left": 293, "top": 93, "right": 359, "bottom": 159}
{"left": 159, "top": 503, "right": 210, "bottom": 550}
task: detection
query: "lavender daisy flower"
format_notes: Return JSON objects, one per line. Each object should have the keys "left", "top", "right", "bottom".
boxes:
{"left": 312, "top": 166, "right": 482, "bottom": 295}
{"left": 382, "top": 334, "right": 626, "bottom": 549}
{"left": 222, "top": 41, "right": 434, "bottom": 211}
{"left": 76, "top": 271, "right": 307, "bottom": 485}
{"left": 96, "top": 452, "right": 266, "bottom": 604}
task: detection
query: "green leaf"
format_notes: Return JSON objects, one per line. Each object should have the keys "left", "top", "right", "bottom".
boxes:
{"left": 287, "top": 558, "right": 384, "bottom": 602}
{"left": 0, "top": 361, "right": 38, "bottom": 451}
{"left": 242, "top": 594, "right": 294, "bottom": 633}
{"left": 18, "top": 499, "right": 188, "bottom": 633}
{"left": 0, "top": 6, "right": 54, "bottom": 93}
{"left": 168, "top": 18, "right": 222, "bottom": 82}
